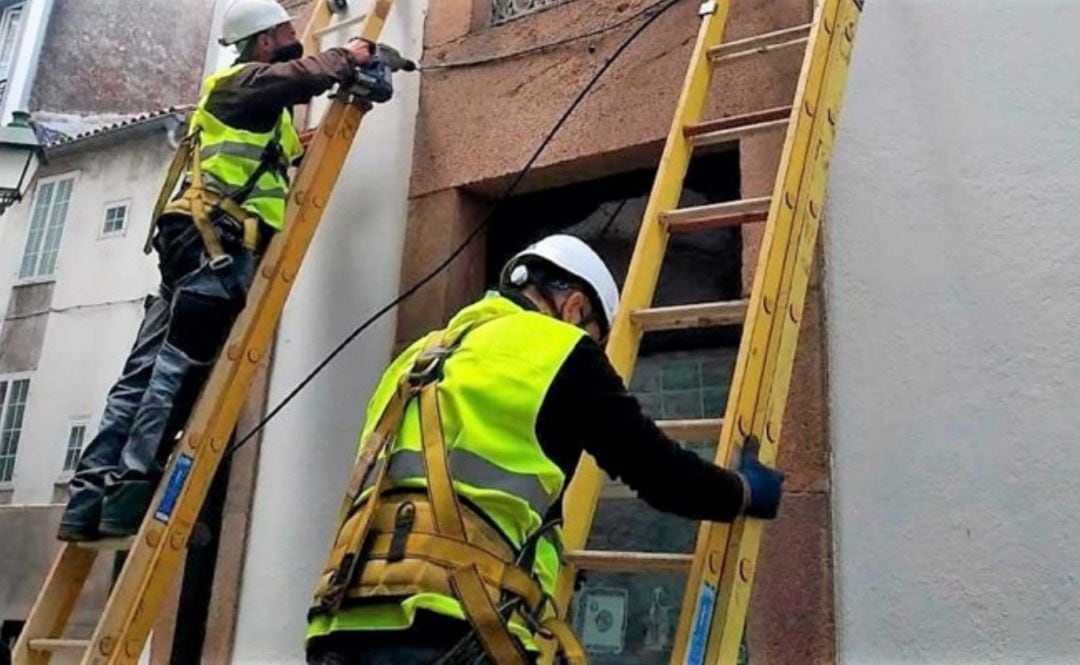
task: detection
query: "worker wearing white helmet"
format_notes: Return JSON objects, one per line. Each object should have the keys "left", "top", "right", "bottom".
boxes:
{"left": 307, "top": 234, "right": 784, "bottom": 664}
{"left": 58, "top": 0, "right": 387, "bottom": 542}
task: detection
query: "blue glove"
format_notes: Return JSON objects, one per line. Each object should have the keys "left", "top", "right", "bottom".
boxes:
{"left": 737, "top": 436, "right": 784, "bottom": 519}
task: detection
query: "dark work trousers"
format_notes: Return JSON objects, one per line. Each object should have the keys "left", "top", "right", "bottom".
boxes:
{"left": 60, "top": 212, "right": 259, "bottom": 537}
{"left": 305, "top": 613, "right": 540, "bottom": 665}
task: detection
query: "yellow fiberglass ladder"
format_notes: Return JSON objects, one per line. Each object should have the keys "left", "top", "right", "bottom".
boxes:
{"left": 11, "top": 1, "right": 399, "bottom": 663}
{"left": 554, "top": 0, "right": 864, "bottom": 663}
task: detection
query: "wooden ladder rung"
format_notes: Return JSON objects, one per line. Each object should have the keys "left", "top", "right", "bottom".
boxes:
{"left": 662, "top": 196, "right": 771, "bottom": 233}
{"left": 28, "top": 638, "right": 90, "bottom": 651}
{"left": 76, "top": 536, "right": 135, "bottom": 551}
{"left": 566, "top": 550, "right": 693, "bottom": 574}
{"left": 685, "top": 107, "right": 792, "bottom": 148}
{"left": 658, "top": 418, "right": 723, "bottom": 441}
{"left": 709, "top": 23, "right": 812, "bottom": 64}
{"left": 632, "top": 301, "right": 748, "bottom": 332}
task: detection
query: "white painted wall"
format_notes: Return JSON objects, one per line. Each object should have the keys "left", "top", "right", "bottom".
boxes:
{"left": 0, "top": 132, "right": 168, "bottom": 502}
{"left": 232, "top": 1, "right": 428, "bottom": 661}
{"left": 826, "top": 1, "right": 1080, "bottom": 662}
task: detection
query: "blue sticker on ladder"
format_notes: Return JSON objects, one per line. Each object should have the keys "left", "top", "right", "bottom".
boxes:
{"left": 686, "top": 581, "right": 717, "bottom": 665}
{"left": 154, "top": 453, "right": 194, "bottom": 523}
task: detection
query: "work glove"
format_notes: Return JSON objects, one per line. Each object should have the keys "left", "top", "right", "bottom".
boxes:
{"left": 736, "top": 436, "right": 784, "bottom": 519}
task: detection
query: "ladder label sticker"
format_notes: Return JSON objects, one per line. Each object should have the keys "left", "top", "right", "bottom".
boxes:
{"left": 686, "top": 581, "right": 717, "bottom": 665}
{"left": 154, "top": 453, "right": 194, "bottom": 523}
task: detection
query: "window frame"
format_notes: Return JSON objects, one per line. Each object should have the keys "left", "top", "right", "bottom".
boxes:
{"left": 16, "top": 171, "right": 79, "bottom": 284}
{"left": 100, "top": 198, "right": 132, "bottom": 239}
{"left": 0, "top": 372, "right": 32, "bottom": 488}
{"left": 59, "top": 417, "right": 91, "bottom": 479}
{"left": 0, "top": 2, "right": 24, "bottom": 83}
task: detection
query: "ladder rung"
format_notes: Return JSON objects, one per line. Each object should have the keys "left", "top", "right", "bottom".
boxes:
{"left": 76, "top": 536, "right": 134, "bottom": 551}
{"left": 632, "top": 301, "right": 748, "bottom": 332}
{"left": 29, "top": 638, "right": 90, "bottom": 651}
{"left": 566, "top": 550, "right": 693, "bottom": 574}
{"left": 685, "top": 110, "right": 791, "bottom": 148}
{"left": 685, "top": 106, "right": 792, "bottom": 140}
{"left": 661, "top": 196, "right": 771, "bottom": 233}
{"left": 709, "top": 23, "right": 812, "bottom": 64}
{"left": 658, "top": 418, "right": 723, "bottom": 441}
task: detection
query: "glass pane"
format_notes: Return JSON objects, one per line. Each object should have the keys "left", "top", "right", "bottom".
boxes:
{"left": 64, "top": 424, "right": 86, "bottom": 471}
{"left": 38, "top": 178, "right": 73, "bottom": 276}
{"left": 20, "top": 181, "right": 55, "bottom": 278}
{"left": 104, "top": 205, "right": 126, "bottom": 233}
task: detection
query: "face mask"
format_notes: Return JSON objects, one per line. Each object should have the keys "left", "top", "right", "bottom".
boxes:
{"left": 271, "top": 42, "right": 304, "bottom": 63}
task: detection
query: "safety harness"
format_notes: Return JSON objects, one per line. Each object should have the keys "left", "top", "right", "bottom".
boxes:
{"left": 310, "top": 323, "right": 588, "bottom": 665}
{"left": 144, "top": 126, "right": 286, "bottom": 267}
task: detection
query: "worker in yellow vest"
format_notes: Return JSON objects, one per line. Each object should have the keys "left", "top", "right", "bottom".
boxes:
{"left": 59, "top": 0, "right": 376, "bottom": 541}
{"left": 306, "top": 235, "right": 785, "bottom": 664}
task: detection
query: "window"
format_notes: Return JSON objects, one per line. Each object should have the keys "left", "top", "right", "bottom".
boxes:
{"left": 0, "top": 3, "right": 23, "bottom": 85}
{"left": 491, "top": 0, "right": 573, "bottom": 25}
{"left": 102, "top": 201, "right": 129, "bottom": 236}
{"left": 19, "top": 175, "right": 75, "bottom": 280}
{"left": 0, "top": 377, "right": 30, "bottom": 482}
{"left": 62, "top": 422, "right": 88, "bottom": 472}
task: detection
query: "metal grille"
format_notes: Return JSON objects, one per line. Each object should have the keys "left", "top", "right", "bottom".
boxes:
{"left": 491, "top": 0, "right": 574, "bottom": 26}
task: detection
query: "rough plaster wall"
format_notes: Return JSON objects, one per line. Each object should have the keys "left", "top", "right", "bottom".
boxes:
{"left": 412, "top": 0, "right": 807, "bottom": 196}
{"left": 29, "top": 0, "right": 215, "bottom": 115}
{"left": 826, "top": 1, "right": 1080, "bottom": 662}
{"left": 231, "top": 0, "right": 428, "bottom": 660}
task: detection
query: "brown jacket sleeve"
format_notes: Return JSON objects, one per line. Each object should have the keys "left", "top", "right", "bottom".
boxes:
{"left": 203, "top": 48, "right": 359, "bottom": 134}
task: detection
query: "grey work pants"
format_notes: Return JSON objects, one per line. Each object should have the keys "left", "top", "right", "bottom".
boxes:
{"left": 61, "top": 214, "right": 257, "bottom": 534}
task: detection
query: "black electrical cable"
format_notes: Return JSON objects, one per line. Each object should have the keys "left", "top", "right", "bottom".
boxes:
{"left": 420, "top": 0, "right": 676, "bottom": 71}
{"left": 226, "top": 0, "right": 685, "bottom": 457}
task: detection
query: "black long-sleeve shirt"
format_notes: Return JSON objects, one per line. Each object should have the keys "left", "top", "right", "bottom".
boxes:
{"left": 502, "top": 291, "right": 747, "bottom": 523}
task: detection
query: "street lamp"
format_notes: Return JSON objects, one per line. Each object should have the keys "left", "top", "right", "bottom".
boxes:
{"left": 0, "top": 111, "right": 43, "bottom": 216}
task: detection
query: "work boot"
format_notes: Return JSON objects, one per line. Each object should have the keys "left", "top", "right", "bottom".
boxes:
{"left": 99, "top": 480, "right": 156, "bottom": 537}
{"left": 57, "top": 519, "right": 99, "bottom": 542}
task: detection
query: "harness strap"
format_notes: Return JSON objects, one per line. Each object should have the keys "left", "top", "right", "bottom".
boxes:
{"left": 146, "top": 121, "right": 286, "bottom": 259}
{"left": 419, "top": 378, "right": 467, "bottom": 539}
{"left": 350, "top": 531, "right": 545, "bottom": 611}
{"left": 146, "top": 130, "right": 199, "bottom": 254}
{"left": 540, "top": 617, "right": 588, "bottom": 665}
{"left": 450, "top": 565, "right": 529, "bottom": 665}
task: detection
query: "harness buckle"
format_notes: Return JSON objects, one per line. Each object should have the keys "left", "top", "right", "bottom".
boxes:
{"left": 408, "top": 346, "right": 452, "bottom": 387}
{"left": 208, "top": 253, "right": 234, "bottom": 271}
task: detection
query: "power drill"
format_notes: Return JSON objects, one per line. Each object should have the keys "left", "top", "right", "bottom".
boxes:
{"left": 346, "top": 41, "right": 417, "bottom": 105}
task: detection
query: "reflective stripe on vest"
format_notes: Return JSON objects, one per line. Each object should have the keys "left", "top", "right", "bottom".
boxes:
{"left": 308, "top": 293, "right": 586, "bottom": 640}
{"left": 189, "top": 63, "right": 303, "bottom": 230}
{"left": 360, "top": 448, "right": 559, "bottom": 517}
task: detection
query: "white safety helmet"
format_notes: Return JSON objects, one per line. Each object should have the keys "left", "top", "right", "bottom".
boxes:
{"left": 501, "top": 234, "right": 620, "bottom": 332}
{"left": 220, "top": 0, "right": 292, "bottom": 46}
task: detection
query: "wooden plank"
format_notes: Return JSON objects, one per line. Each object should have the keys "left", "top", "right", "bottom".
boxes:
{"left": 708, "top": 23, "right": 812, "bottom": 64}
{"left": 632, "top": 301, "right": 748, "bottom": 332}
{"left": 12, "top": 544, "right": 97, "bottom": 665}
{"left": 28, "top": 639, "right": 90, "bottom": 651}
{"left": 657, "top": 418, "right": 723, "bottom": 441}
{"left": 661, "top": 196, "right": 772, "bottom": 232}
{"left": 566, "top": 550, "right": 693, "bottom": 574}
